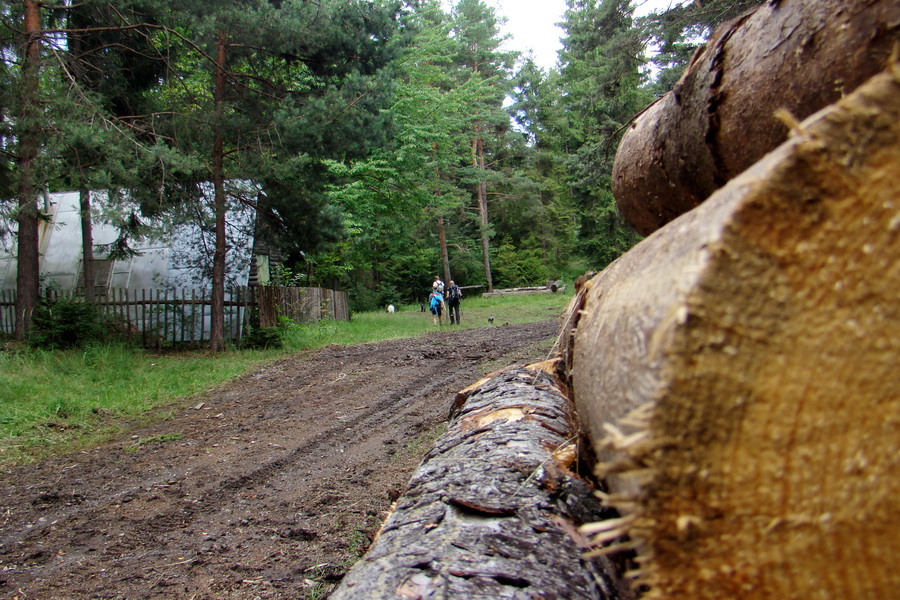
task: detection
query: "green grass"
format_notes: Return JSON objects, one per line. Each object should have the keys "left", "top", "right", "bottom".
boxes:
{"left": 282, "top": 289, "right": 572, "bottom": 349}
{"left": 0, "top": 288, "right": 573, "bottom": 465}
{"left": 0, "top": 343, "right": 274, "bottom": 464}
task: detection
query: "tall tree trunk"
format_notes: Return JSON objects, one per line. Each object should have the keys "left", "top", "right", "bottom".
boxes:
{"left": 472, "top": 135, "right": 492, "bottom": 292}
{"left": 14, "top": 0, "right": 42, "bottom": 341}
{"left": 210, "top": 30, "right": 227, "bottom": 352}
{"left": 68, "top": 11, "right": 95, "bottom": 304}
{"left": 79, "top": 187, "right": 96, "bottom": 302}
{"left": 438, "top": 215, "right": 451, "bottom": 284}
{"left": 432, "top": 146, "right": 452, "bottom": 285}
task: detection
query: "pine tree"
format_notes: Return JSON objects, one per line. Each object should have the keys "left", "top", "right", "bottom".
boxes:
{"left": 309, "top": 1, "right": 517, "bottom": 305}
{"left": 11, "top": 0, "right": 43, "bottom": 340}
{"left": 60, "top": 0, "right": 164, "bottom": 301}
{"left": 641, "top": 0, "right": 766, "bottom": 93}
{"left": 1, "top": 0, "right": 169, "bottom": 334}
{"left": 500, "top": 61, "right": 579, "bottom": 279}
{"left": 140, "top": 0, "right": 402, "bottom": 349}
{"left": 558, "top": 0, "right": 649, "bottom": 268}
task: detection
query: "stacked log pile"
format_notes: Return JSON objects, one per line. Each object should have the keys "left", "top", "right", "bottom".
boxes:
{"left": 329, "top": 2, "right": 899, "bottom": 598}
{"left": 567, "top": 69, "right": 900, "bottom": 599}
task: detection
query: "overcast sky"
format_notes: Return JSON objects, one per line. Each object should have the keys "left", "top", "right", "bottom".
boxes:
{"left": 492, "top": 0, "right": 685, "bottom": 71}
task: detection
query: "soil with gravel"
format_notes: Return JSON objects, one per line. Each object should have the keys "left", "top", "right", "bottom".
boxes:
{"left": 0, "top": 320, "right": 561, "bottom": 600}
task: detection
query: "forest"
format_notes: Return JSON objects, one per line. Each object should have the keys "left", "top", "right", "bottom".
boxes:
{"left": 0, "top": 0, "right": 762, "bottom": 347}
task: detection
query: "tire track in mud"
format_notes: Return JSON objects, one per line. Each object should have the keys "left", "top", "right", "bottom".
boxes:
{"left": 0, "top": 320, "right": 560, "bottom": 600}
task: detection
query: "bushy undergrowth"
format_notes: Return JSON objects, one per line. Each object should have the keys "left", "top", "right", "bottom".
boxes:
{"left": 492, "top": 242, "right": 550, "bottom": 289}
{"left": 28, "top": 296, "right": 120, "bottom": 350}
{"left": 240, "top": 325, "right": 285, "bottom": 350}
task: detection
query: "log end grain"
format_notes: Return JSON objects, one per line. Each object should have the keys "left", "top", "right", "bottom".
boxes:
{"left": 577, "top": 70, "right": 900, "bottom": 599}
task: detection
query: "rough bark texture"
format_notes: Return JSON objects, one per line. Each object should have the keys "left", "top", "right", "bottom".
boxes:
{"left": 331, "top": 361, "right": 632, "bottom": 600}
{"left": 210, "top": 30, "right": 228, "bottom": 352}
{"left": 613, "top": 0, "right": 900, "bottom": 236}
{"left": 14, "top": 0, "right": 42, "bottom": 340}
{"left": 79, "top": 187, "right": 96, "bottom": 302}
{"left": 566, "top": 70, "right": 900, "bottom": 599}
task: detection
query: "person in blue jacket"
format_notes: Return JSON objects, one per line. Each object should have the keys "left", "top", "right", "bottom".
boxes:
{"left": 428, "top": 288, "right": 445, "bottom": 326}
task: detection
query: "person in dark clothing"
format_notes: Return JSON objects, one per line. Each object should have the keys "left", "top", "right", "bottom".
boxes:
{"left": 445, "top": 280, "right": 462, "bottom": 325}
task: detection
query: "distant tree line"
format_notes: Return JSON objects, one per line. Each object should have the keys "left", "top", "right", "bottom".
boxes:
{"left": 0, "top": 0, "right": 761, "bottom": 348}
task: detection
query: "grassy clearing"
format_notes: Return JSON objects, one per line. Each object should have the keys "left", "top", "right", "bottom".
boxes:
{"left": 0, "top": 289, "right": 572, "bottom": 465}
{"left": 282, "top": 289, "right": 571, "bottom": 349}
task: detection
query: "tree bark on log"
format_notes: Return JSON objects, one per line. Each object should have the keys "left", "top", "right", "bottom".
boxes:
{"left": 612, "top": 0, "right": 900, "bottom": 236}
{"left": 564, "top": 70, "right": 900, "bottom": 599}
{"left": 330, "top": 361, "right": 633, "bottom": 600}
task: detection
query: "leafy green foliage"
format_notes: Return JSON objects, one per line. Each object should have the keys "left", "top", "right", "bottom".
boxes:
{"left": 640, "top": 0, "right": 767, "bottom": 95}
{"left": 241, "top": 326, "right": 285, "bottom": 350}
{"left": 301, "top": 2, "right": 513, "bottom": 303}
{"left": 555, "top": 0, "right": 651, "bottom": 268}
{"left": 491, "top": 241, "right": 549, "bottom": 288}
{"left": 0, "top": 0, "right": 739, "bottom": 318}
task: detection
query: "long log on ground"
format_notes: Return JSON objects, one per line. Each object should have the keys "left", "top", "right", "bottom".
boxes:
{"left": 330, "top": 361, "right": 633, "bottom": 600}
{"left": 562, "top": 70, "right": 900, "bottom": 599}
{"left": 482, "top": 285, "right": 566, "bottom": 298}
{"left": 612, "top": 0, "right": 900, "bottom": 236}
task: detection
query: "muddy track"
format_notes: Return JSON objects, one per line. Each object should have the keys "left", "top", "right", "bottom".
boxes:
{"left": 0, "top": 320, "right": 560, "bottom": 600}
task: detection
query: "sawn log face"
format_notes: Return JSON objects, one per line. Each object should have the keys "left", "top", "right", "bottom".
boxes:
{"left": 330, "top": 364, "right": 631, "bottom": 600}
{"left": 571, "top": 70, "right": 900, "bottom": 599}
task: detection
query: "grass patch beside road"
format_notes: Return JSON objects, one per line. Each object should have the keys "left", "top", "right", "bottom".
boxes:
{"left": 0, "top": 288, "right": 572, "bottom": 465}
{"left": 0, "top": 344, "right": 269, "bottom": 464}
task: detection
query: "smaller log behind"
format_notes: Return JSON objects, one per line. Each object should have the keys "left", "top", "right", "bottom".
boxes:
{"left": 330, "top": 362, "right": 633, "bottom": 600}
{"left": 613, "top": 0, "right": 900, "bottom": 236}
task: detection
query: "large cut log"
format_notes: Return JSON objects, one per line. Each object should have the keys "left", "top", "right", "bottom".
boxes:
{"left": 613, "top": 0, "right": 900, "bottom": 236}
{"left": 565, "top": 69, "right": 900, "bottom": 599}
{"left": 330, "top": 361, "right": 633, "bottom": 600}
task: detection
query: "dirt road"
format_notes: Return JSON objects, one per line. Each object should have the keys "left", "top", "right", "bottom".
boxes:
{"left": 0, "top": 320, "right": 560, "bottom": 600}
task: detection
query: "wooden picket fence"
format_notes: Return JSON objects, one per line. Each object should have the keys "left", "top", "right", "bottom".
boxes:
{"left": 255, "top": 285, "right": 350, "bottom": 327}
{"left": 0, "top": 286, "right": 349, "bottom": 347}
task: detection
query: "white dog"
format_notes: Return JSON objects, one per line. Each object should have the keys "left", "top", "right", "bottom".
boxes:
{"left": 387, "top": 304, "right": 396, "bottom": 313}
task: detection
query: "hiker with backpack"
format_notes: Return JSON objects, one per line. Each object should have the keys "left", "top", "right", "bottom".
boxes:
{"left": 445, "top": 280, "right": 462, "bottom": 325}
{"left": 428, "top": 288, "right": 446, "bottom": 326}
